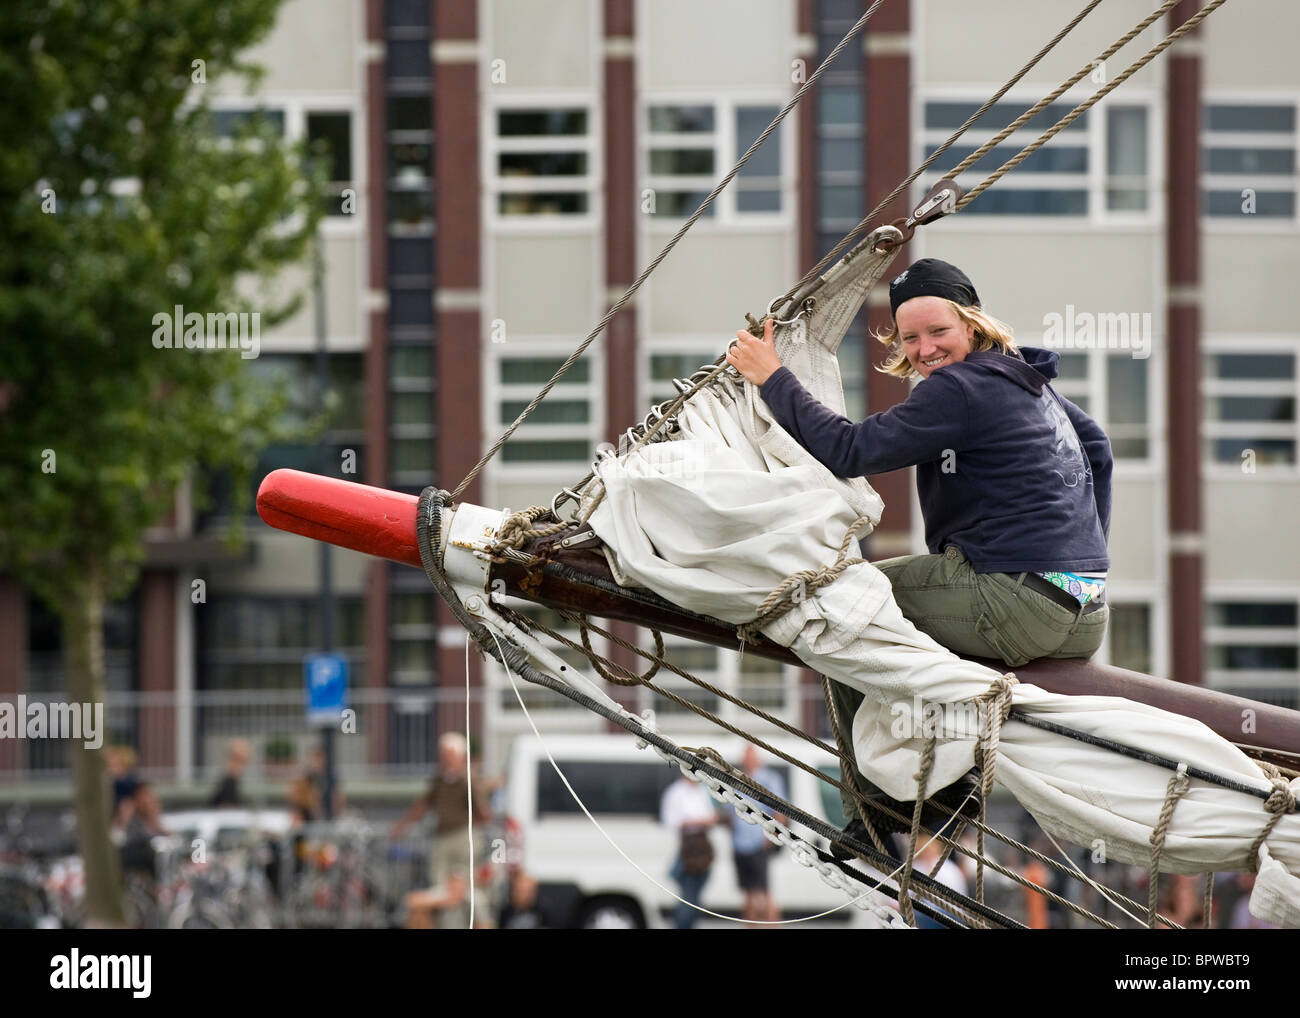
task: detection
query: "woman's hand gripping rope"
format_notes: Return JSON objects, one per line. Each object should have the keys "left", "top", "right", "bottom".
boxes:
{"left": 727, "top": 315, "right": 783, "bottom": 387}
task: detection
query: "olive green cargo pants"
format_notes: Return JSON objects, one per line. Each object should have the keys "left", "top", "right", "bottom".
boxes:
{"left": 831, "top": 544, "right": 1109, "bottom": 820}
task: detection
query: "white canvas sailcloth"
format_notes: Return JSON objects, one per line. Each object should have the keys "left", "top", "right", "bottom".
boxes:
{"left": 581, "top": 304, "right": 1300, "bottom": 927}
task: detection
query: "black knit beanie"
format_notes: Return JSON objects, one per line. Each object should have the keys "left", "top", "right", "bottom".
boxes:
{"left": 888, "top": 258, "right": 981, "bottom": 319}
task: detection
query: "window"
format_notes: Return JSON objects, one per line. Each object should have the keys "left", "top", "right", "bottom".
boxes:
{"left": 1105, "top": 602, "right": 1152, "bottom": 674}
{"left": 920, "top": 97, "right": 1152, "bottom": 218}
{"left": 1202, "top": 342, "right": 1298, "bottom": 468}
{"left": 537, "top": 760, "right": 679, "bottom": 816}
{"left": 207, "top": 103, "right": 357, "bottom": 223}
{"left": 199, "top": 596, "right": 364, "bottom": 690}
{"left": 197, "top": 353, "right": 366, "bottom": 523}
{"left": 306, "top": 112, "right": 353, "bottom": 217}
{"left": 645, "top": 100, "right": 788, "bottom": 220}
{"left": 388, "top": 590, "right": 437, "bottom": 687}
{"left": 1106, "top": 105, "right": 1149, "bottom": 212}
{"left": 210, "top": 107, "right": 286, "bottom": 137}
{"left": 1202, "top": 100, "right": 1298, "bottom": 220}
{"left": 1207, "top": 597, "right": 1299, "bottom": 709}
{"left": 494, "top": 353, "right": 598, "bottom": 467}
{"left": 1050, "top": 351, "right": 1151, "bottom": 462}
{"left": 493, "top": 107, "right": 594, "bottom": 216}
{"left": 647, "top": 348, "right": 720, "bottom": 409}
{"left": 388, "top": 94, "right": 433, "bottom": 231}
{"left": 814, "top": 2, "right": 867, "bottom": 420}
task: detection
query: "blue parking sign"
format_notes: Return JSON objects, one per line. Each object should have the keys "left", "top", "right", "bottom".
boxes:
{"left": 305, "top": 654, "right": 348, "bottom": 725}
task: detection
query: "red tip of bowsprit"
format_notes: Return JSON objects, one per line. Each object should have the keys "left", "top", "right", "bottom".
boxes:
{"left": 255, "top": 469, "right": 423, "bottom": 569}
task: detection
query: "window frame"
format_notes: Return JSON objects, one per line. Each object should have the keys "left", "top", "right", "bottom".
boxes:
{"left": 641, "top": 93, "right": 795, "bottom": 227}
{"left": 643, "top": 339, "right": 726, "bottom": 412}
{"left": 1205, "top": 589, "right": 1300, "bottom": 708}
{"left": 1020, "top": 346, "right": 1161, "bottom": 474}
{"left": 207, "top": 94, "right": 363, "bottom": 236}
{"left": 1094, "top": 590, "right": 1165, "bottom": 677}
{"left": 1200, "top": 91, "right": 1300, "bottom": 232}
{"left": 914, "top": 88, "right": 1161, "bottom": 228}
{"left": 1202, "top": 334, "right": 1300, "bottom": 477}
{"left": 487, "top": 342, "right": 604, "bottom": 479}
{"left": 486, "top": 95, "right": 600, "bottom": 228}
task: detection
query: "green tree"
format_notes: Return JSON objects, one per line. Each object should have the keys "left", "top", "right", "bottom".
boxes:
{"left": 0, "top": 1, "right": 324, "bottom": 925}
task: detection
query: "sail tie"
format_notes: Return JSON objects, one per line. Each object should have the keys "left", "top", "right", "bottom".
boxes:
{"left": 975, "top": 672, "right": 1019, "bottom": 903}
{"left": 1249, "top": 763, "right": 1297, "bottom": 873}
{"left": 1147, "top": 763, "right": 1192, "bottom": 927}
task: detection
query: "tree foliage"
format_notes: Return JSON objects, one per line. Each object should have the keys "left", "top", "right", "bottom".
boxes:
{"left": 0, "top": 0, "right": 323, "bottom": 606}
{"left": 0, "top": 0, "right": 326, "bottom": 924}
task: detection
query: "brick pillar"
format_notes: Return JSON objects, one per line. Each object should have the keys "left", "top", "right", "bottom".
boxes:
{"left": 363, "top": 0, "right": 391, "bottom": 769}
{"left": 137, "top": 570, "right": 176, "bottom": 771}
{"left": 599, "top": 0, "right": 647, "bottom": 721}
{"left": 433, "top": 0, "right": 485, "bottom": 739}
{"left": 863, "top": 0, "right": 914, "bottom": 560}
{"left": 1165, "top": 3, "right": 1205, "bottom": 684}
{"left": 0, "top": 579, "right": 25, "bottom": 774}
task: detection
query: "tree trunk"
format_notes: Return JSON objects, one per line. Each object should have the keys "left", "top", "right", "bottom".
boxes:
{"left": 62, "top": 562, "right": 126, "bottom": 927}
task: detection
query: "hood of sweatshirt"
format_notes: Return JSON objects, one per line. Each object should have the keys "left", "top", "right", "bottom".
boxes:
{"left": 943, "top": 345, "right": 1058, "bottom": 396}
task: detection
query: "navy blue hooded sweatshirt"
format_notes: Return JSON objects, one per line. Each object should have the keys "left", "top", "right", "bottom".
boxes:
{"left": 758, "top": 346, "right": 1111, "bottom": 574}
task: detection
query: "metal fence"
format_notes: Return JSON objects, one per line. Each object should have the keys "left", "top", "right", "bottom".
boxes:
{"left": 0, "top": 680, "right": 824, "bottom": 787}
{"left": 1, "top": 687, "right": 487, "bottom": 786}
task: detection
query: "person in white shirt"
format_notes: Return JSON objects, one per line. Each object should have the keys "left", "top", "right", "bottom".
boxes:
{"left": 660, "top": 774, "right": 720, "bottom": 929}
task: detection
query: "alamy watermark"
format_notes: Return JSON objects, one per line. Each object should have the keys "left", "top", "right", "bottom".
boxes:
{"left": 151, "top": 304, "right": 260, "bottom": 359}
{"left": 1041, "top": 304, "right": 1151, "bottom": 360}
{"left": 50, "top": 950, "right": 150, "bottom": 998}
{"left": 889, "top": 695, "right": 982, "bottom": 741}
{"left": 0, "top": 696, "right": 103, "bottom": 749}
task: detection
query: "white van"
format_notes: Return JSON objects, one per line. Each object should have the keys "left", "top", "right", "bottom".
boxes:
{"left": 504, "top": 732, "right": 885, "bottom": 928}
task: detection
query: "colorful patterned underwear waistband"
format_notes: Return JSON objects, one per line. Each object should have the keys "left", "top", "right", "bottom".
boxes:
{"left": 1035, "top": 570, "right": 1106, "bottom": 606}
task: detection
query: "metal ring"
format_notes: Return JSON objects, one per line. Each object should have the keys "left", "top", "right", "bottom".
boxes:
{"left": 550, "top": 485, "right": 583, "bottom": 520}
{"left": 869, "top": 223, "right": 906, "bottom": 253}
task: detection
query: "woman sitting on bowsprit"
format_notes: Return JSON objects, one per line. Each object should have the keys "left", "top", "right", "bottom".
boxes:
{"left": 726, "top": 257, "right": 1113, "bottom": 836}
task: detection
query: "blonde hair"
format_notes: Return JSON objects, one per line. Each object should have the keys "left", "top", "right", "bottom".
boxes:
{"left": 873, "top": 299, "right": 1018, "bottom": 379}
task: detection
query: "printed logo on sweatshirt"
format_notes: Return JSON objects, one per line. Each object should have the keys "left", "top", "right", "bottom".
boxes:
{"left": 1040, "top": 391, "right": 1087, "bottom": 488}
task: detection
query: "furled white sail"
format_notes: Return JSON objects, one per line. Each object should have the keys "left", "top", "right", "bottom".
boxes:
{"left": 583, "top": 310, "right": 1300, "bottom": 927}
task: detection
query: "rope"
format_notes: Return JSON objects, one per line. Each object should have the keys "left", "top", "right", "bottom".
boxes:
{"left": 529, "top": 1, "right": 1188, "bottom": 530}
{"left": 528, "top": 606, "right": 1164, "bottom": 924}
{"left": 1147, "top": 763, "right": 1191, "bottom": 928}
{"left": 736, "top": 514, "right": 874, "bottom": 644}
{"left": 770, "top": 0, "right": 1110, "bottom": 312}
{"left": 448, "top": 1, "right": 887, "bottom": 505}
{"left": 945, "top": 0, "right": 1179, "bottom": 189}
{"left": 959, "top": 0, "right": 1227, "bottom": 211}
{"left": 975, "top": 673, "right": 1018, "bottom": 903}
{"left": 418, "top": 485, "right": 1018, "bottom": 927}
{"left": 553, "top": 607, "right": 839, "bottom": 754}
{"left": 896, "top": 736, "right": 938, "bottom": 927}
{"left": 1247, "top": 762, "right": 1296, "bottom": 872}
{"left": 546, "top": 7, "right": 1206, "bottom": 525}
{"left": 1203, "top": 872, "right": 1214, "bottom": 929}
{"left": 490, "top": 505, "right": 569, "bottom": 554}
{"left": 451, "top": 0, "right": 1132, "bottom": 503}
{"left": 545, "top": 0, "right": 1120, "bottom": 520}
{"left": 821, "top": 676, "right": 892, "bottom": 860}
{"left": 577, "top": 614, "right": 664, "bottom": 685}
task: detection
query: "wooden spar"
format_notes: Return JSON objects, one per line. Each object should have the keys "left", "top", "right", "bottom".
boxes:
{"left": 256, "top": 469, "right": 1300, "bottom": 768}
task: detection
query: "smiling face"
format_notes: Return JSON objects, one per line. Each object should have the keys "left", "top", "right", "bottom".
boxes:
{"left": 895, "top": 296, "right": 976, "bottom": 379}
